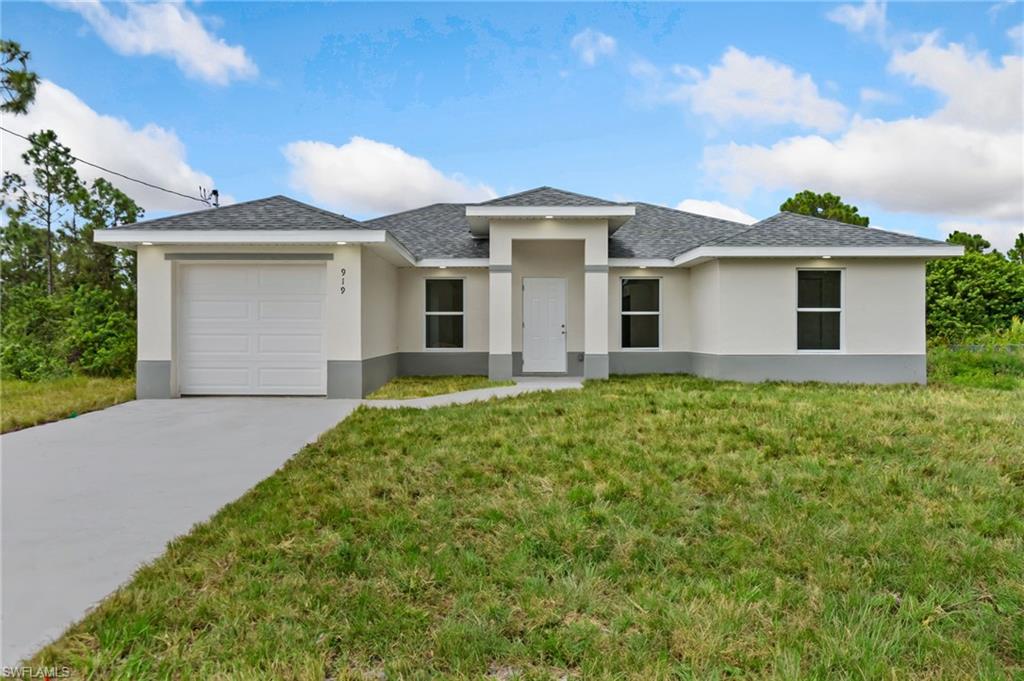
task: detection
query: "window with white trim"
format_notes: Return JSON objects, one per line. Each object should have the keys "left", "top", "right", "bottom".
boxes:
{"left": 621, "top": 278, "right": 660, "bottom": 349}
{"left": 797, "top": 270, "right": 841, "bottom": 350}
{"left": 425, "top": 279, "right": 464, "bottom": 349}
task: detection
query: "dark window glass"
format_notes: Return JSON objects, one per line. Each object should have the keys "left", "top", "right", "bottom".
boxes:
{"left": 426, "top": 315, "right": 463, "bottom": 348}
{"left": 622, "top": 279, "right": 659, "bottom": 312}
{"left": 622, "top": 315, "right": 659, "bottom": 348}
{"left": 426, "top": 279, "right": 463, "bottom": 312}
{"left": 798, "top": 311, "right": 840, "bottom": 350}
{"left": 798, "top": 270, "right": 841, "bottom": 309}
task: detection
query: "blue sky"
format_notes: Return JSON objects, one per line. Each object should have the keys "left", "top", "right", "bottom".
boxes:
{"left": 3, "top": 1, "right": 1022, "bottom": 246}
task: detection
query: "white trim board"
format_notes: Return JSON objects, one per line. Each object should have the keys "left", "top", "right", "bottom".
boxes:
{"left": 672, "top": 244, "right": 963, "bottom": 266}
{"left": 416, "top": 258, "right": 489, "bottom": 269}
{"left": 95, "top": 229, "right": 382, "bottom": 246}
{"left": 95, "top": 229, "right": 418, "bottom": 266}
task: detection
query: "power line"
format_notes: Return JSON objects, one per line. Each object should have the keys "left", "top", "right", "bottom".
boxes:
{"left": 0, "top": 125, "right": 214, "bottom": 207}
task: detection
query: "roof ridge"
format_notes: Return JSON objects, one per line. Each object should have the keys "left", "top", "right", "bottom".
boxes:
{"left": 481, "top": 185, "right": 619, "bottom": 206}
{"left": 108, "top": 194, "right": 364, "bottom": 231}
{"left": 362, "top": 202, "right": 458, "bottom": 224}
{"left": 695, "top": 221, "right": 767, "bottom": 249}
{"left": 633, "top": 201, "right": 751, "bottom": 226}
{"left": 109, "top": 194, "right": 288, "bottom": 229}
{"left": 478, "top": 186, "right": 551, "bottom": 205}
{"left": 772, "top": 211, "right": 947, "bottom": 243}
{"left": 273, "top": 195, "right": 362, "bottom": 225}
{"left": 771, "top": 210, "right": 867, "bottom": 227}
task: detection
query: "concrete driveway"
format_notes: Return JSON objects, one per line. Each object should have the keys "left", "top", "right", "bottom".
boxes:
{"left": 1, "top": 397, "right": 358, "bottom": 666}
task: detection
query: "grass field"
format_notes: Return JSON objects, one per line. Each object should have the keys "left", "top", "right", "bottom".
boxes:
{"left": 0, "top": 376, "right": 135, "bottom": 433}
{"left": 366, "top": 375, "right": 515, "bottom": 400}
{"left": 28, "top": 371, "right": 1023, "bottom": 678}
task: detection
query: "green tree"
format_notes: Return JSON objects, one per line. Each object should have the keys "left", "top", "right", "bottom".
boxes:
{"left": 780, "top": 190, "right": 870, "bottom": 226}
{"left": 0, "top": 172, "right": 47, "bottom": 288}
{"left": 2, "top": 130, "right": 85, "bottom": 294}
{"left": 1, "top": 39, "right": 39, "bottom": 114}
{"left": 926, "top": 249, "right": 1024, "bottom": 342}
{"left": 945, "top": 230, "right": 992, "bottom": 254}
{"left": 1007, "top": 233, "right": 1024, "bottom": 265}
{"left": 62, "top": 178, "right": 142, "bottom": 299}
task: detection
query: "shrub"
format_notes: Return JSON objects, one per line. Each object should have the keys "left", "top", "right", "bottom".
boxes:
{"left": 0, "top": 284, "right": 135, "bottom": 379}
{"left": 64, "top": 286, "right": 136, "bottom": 376}
{"left": 926, "top": 252, "right": 1024, "bottom": 342}
{"left": 0, "top": 285, "right": 72, "bottom": 380}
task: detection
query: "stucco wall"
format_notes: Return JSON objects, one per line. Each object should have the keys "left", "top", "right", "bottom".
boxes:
{"left": 136, "top": 246, "right": 175, "bottom": 362}
{"left": 688, "top": 261, "right": 720, "bottom": 354}
{"left": 135, "top": 243, "right": 355, "bottom": 361}
{"left": 714, "top": 258, "right": 927, "bottom": 355}
{"left": 360, "top": 249, "right": 398, "bottom": 359}
{"left": 608, "top": 267, "right": 690, "bottom": 352}
{"left": 397, "top": 267, "right": 490, "bottom": 352}
{"left": 511, "top": 240, "right": 585, "bottom": 352}
{"left": 488, "top": 219, "right": 607, "bottom": 265}
{"left": 134, "top": 239, "right": 930, "bottom": 392}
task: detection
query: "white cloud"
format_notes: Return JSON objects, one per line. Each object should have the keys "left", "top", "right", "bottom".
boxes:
{"left": 2, "top": 80, "right": 218, "bottom": 213}
{"left": 675, "top": 199, "right": 757, "bottom": 224}
{"left": 704, "top": 38, "right": 1023, "bottom": 224}
{"left": 283, "top": 137, "right": 496, "bottom": 215}
{"left": 827, "top": 0, "right": 888, "bottom": 42}
{"left": 989, "top": 0, "right": 1017, "bottom": 18}
{"left": 1008, "top": 23, "right": 1023, "bottom": 48}
{"left": 889, "top": 35, "right": 1022, "bottom": 131}
{"left": 939, "top": 220, "right": 1022, "bottom": 252}
{"left": 859, "top": 87, "right": 897, "bottom": 103}
{"left": 570, "top": 29, "right": 617, "bottom": 66}
{"left": 633, "top": 47, "right": 847, "bottom": 133}
{"left": 60, "top": 0, "right": 257, "bottom": 85}
{"left": 706, "top": 117, "right": 1022, "bottom": 222}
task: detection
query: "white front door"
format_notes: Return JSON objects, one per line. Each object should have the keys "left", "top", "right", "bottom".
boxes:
{"left": 522, "top": 277, "right": 566, "bottom": 373}
{"left": 177, "top": 263, "right": 327, "bottom": 395}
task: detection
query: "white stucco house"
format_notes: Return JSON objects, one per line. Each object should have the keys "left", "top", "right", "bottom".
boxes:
{"left": 95, "top": 187, "right": 962, "bottom": 398}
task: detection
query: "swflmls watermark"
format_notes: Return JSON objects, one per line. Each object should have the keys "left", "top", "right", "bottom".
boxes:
{"left": 1, "top": 666, "right": 72, "bottom": 679}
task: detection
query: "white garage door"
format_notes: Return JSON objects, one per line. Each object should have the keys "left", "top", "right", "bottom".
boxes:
{"left": 177, "top": 263, "right": 327, "bottom": 395}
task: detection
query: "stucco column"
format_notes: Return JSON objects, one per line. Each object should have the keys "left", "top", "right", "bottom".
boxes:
{"left": 488, "top": 266, "right": 514, "bottom": 379}
{"left": 584, "top": 268, "right": 610, "bottom": 379}
{"left": 326, "top": 245, "right": 363, "bottom": 397}
{"left": 136, "top": 246, "right": 175, "bottom": 398}
{"left": 583, "top": 233, "right": 609, "bottom": 379}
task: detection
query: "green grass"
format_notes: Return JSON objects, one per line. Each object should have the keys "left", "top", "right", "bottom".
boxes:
{"left": 0, "top": 376, "right": 135, "bottom": 433}
{"left": 366, "top": 375, "right": 515, "bottom": 400}
{"left": 29, "top": 375, "right": 1023, "bottom": 678}
{"left": 928, "top": 347, "right": 1024, "bottom": 390}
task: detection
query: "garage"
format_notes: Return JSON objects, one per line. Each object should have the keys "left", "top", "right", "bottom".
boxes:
{"left": 177, "top": 263, "right": 327, "bottom": 395}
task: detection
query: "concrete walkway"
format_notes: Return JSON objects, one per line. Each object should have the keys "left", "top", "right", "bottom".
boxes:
{"left": 0, "top": 377, "right": 581, "bottom": 666}
{"left": 367, "top": 376, "right": 583, "bottom": 409}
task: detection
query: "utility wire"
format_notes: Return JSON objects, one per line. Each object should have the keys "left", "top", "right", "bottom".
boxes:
{"left": 0, "top": 125, "right": 213, "bottom": 206}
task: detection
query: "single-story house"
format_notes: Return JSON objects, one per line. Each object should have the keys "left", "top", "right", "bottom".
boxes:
{"left": 95, "top": 187, "right": 962, "bottom": 398}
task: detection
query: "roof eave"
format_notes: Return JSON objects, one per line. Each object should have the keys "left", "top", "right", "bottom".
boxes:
{"left": 93, "top": 228, "right": 417, "bottom": 265}
{"left": 671, "top": 244, "right": 964, "bottom": 266}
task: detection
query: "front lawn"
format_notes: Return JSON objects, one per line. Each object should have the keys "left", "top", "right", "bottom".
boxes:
{"left": 1, "top": 376, "right": 135, "bottom": 433}
{"left": 29, "top": 375, "right": 1023, "bottom": 678}
{"left": 366, "top": 375, "right": 515, "bottom": 400}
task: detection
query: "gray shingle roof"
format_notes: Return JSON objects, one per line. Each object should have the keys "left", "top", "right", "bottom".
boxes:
{"left": 359, "top": 198, "right": 752, "bottom": 260}
{"left": 107, "top": 189, "right": 953, "bottom": 259}
{"left": 610, "top": 203, "right": 751, "bottom": 258}
{"left": 361, "top": 203, "right": 489, "bottom": 259}
{"left": 108, "top": 195, "right": 364, "bottom": 230}
{"left": 711, "top": 212, "right": 948, "bottom": 247}
{"left": 480, "top": 186, "right": 621, "bottom": 207}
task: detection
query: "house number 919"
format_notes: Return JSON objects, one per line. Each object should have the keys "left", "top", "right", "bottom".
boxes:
{"left": 339, "top": 267, "right": 346, "bottom": 294}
